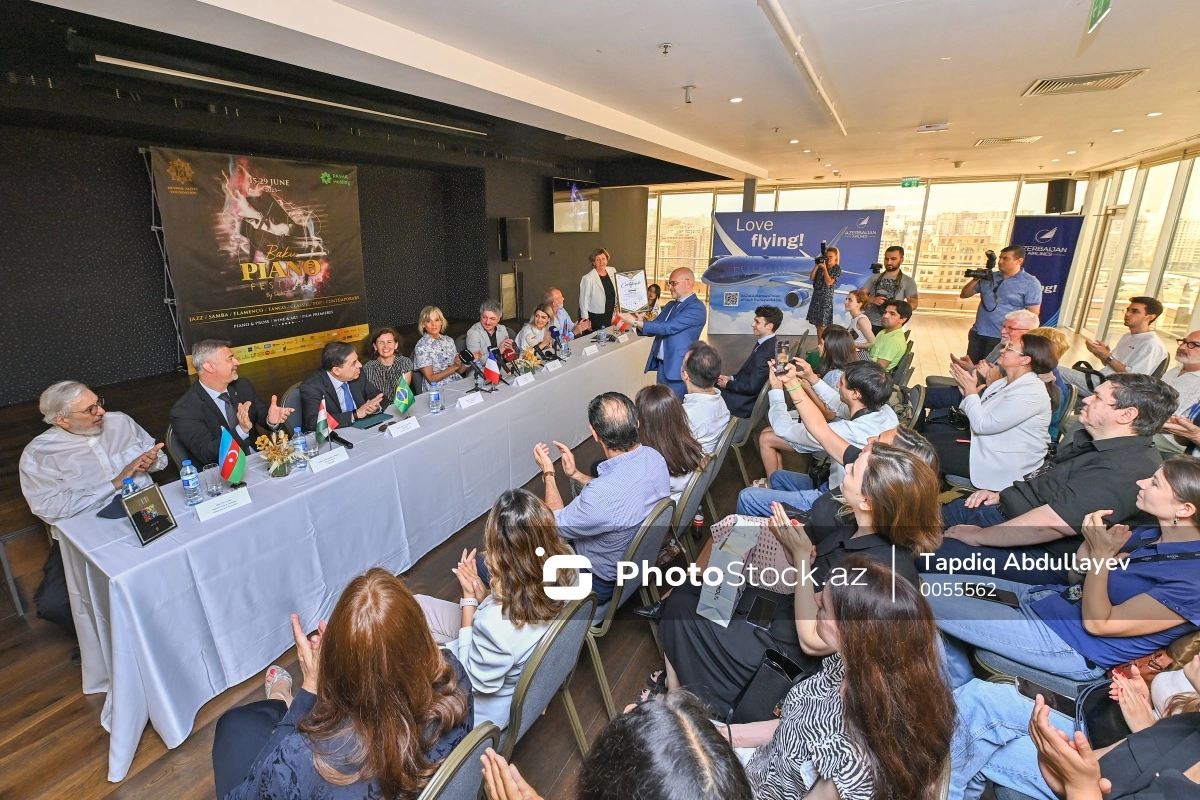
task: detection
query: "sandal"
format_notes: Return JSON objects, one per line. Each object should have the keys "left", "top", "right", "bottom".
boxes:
{"left": 264, "top": 664, "right": 293, "bottom": 702}
{"left": 635, "top": 669, "right": 668, "bottom": 705}
{"left": 751, "top": 478, "right": 769, "bottom": 489}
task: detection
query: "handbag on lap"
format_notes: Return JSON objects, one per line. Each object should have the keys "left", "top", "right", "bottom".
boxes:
{"left": 728, "top": 648, "right": 817, "bottom": 723}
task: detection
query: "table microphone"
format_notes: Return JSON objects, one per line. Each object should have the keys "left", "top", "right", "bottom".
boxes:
{"left": 329, "top": 431, "right": 354, "bottom": 449}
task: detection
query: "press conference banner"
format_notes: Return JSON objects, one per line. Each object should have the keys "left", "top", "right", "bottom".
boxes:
{"left": 151, "top": 148, "right": 369, "bottom": 370}
{"left": 705, "top": 210, "right": 885, "bottom": 334}
{"left": 1009, "top": 215, "right": 1085, "bottom": 327}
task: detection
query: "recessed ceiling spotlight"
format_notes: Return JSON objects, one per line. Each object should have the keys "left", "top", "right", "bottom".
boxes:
{"left": 729, "top": 97, "right": 743, "bottom": 103}
{"left": 823, "top": 163, "right": 832, "bottom": 167}
{"left": 832, "top": 169, "right": 840, "bottom": 174}
{"left": 1067, "top": 150, "right": 1077, "bottom": 154}
{"left": 802, "top": 149, "right": 811, "bottom": 153}
{"left": 789, "top": 139, "right": 799, "bottom": 144}
{"left": 1146, "top": 112, "right": 1163, "bottom": 117}
{"left": 941, "top": 57, "right": 951, "bottom": 60}
{"left": 1052, "top": 158, "right": 1061, "bottom": 162}
{"left": 1111, "top": 128, "right": 1124, "bottom": 133}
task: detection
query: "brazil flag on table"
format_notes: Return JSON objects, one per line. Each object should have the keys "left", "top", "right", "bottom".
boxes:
{"left": 218, "top": 428, "right": 246, "bottom": 484}
{"left": 394, "top": 375, "right": 414, "bottom": 415}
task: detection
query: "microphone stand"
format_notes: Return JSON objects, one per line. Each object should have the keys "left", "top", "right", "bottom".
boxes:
{"left": 460, "top": 356, "right": 500, "bottom": 394}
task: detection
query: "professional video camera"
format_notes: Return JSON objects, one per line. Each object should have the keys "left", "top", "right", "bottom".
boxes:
{"left": 963, "top": 250, "right": 998, "bottom": 281}
{"left": 869, "top": 262, "right": 884, "bottom": 274}
{"left": 813, "top": 239, "right": 829, "bottom": 267}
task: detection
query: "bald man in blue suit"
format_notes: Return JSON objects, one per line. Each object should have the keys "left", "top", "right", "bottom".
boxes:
{"left": 620, "top": 267, "right": 707, "bottom": 398}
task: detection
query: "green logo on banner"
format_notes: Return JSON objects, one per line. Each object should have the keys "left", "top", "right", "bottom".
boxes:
{"left": 320, "top": 171, "right": 332, "bottom": 184}
{"left": 319, "top": 171, "right": 351, "bottom": 186}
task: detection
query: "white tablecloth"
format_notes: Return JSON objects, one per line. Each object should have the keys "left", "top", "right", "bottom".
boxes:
{"left": 57, "top": 333, "right": 654, "bottom": 781}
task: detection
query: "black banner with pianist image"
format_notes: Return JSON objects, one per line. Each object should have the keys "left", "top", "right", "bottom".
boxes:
{"left": 151, "top": 147, "right": 369, "bottom": 370}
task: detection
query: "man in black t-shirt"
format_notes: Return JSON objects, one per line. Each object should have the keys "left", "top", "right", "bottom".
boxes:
{"left": 927, "top": 373, "right": 1177, "bottom": 584}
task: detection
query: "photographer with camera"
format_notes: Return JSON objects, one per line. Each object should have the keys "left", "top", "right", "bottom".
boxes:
{"left": 961, "top": 245, "right": 1043, "bottom": 363}
{"left": 805, "top": 244, "right": 840, "bottom": 339}
{"left": 859, "top": 246, "right": 920, "bottom": 334}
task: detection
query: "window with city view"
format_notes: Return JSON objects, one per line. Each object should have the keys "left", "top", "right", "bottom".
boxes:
{"left": 655, "top": 192, "right": 714, "bottom": 301}
{"left": 1160, "top": 165, "right": 1200, "bottom": 337}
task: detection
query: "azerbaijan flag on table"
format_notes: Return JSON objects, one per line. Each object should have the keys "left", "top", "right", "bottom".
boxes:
{"left": 394, "top": 374, "right": 414, "bottom": 415}
{"left": 218, "top": 428, "right": 246, "bottom": 484}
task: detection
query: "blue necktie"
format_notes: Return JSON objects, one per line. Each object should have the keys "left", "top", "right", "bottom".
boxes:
{"left": 340, "top": 383, "right": 357, "bottom": 413}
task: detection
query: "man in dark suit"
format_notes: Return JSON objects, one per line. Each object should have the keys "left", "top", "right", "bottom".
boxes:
{"left": 619, "top": 267, "right": 707, "bottom": 398}
{"left": 170, "top": 340, "right": 295, "bottom": 465}
{"left": 717, "top": 305, "right": 783, "bottom": 418}
{"left": 299, "top": 341, "right": 384, "bottom": 431}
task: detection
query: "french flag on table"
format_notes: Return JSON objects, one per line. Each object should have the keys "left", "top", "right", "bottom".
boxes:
{"left": 483, "top": 351, "right": 501, "bottom": 384}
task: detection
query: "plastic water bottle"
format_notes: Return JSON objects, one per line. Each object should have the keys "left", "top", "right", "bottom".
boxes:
{"left": 121, "top": 477, "right": 138, "bottom": 498}
{"left": 291, "top": 427, "right": 309, "bottom": 470}
{"left": 181, "top": 460, "right": 203, "bottom": 506}
{"left": 429, "top": 386, "right": 443, "bottom": 414}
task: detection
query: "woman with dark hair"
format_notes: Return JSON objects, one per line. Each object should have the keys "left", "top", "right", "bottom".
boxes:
{"left": 924, "top": 332, "right": 1056, "bottom": 490}
{"left": 480, "top": 690, "right": 753, "bottom": 800}
{"left": 927, "top": 455, "right": 1200, "bottom": 689}
{"left": 646, "top": 282, "right": 662, "bottom": 320}
{"left": 635, "top": 384, "right": 708, "bottom": 500}
{"left": 361, "top": 327, "right": 414, "bottom": 401}
{"left": 816, "top": 325, "right": 857, "bottom": 390}
{"left": 722, "top": 557, "right": 955, "bottom": 800}
{"left": 806, "top": 245, "right": 841, "bottom": 339}
{"left": 212, "top": 568, "right": 473, "bottom": 800}
{"left": 579, "top": 248, "right": 616, "bottom": 332}
{"left": 414, "top": 489, "right": 576, "bottom": 729}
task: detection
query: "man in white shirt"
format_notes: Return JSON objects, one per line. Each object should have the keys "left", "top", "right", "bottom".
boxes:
{"left": 19, "top": 381, "right": 166, "bottom": 647}
{"left": 1156, "top": 330, "right": 1200, "bottom": 453}
{"left": 543, "top": 288, "right": 591, "bottom": 338}
{"left": 680, "top": 342, "right": 731, "bottom": 453}
{"left": 466, "top": 300, "right": 515, "bottom": 361}
{"left": 1059, "top": 296, "right": 1168, "bottom": 397}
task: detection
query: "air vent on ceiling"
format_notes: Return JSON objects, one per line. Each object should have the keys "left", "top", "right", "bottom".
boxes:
{"left": 1023, "top": 69, "right": 1147, "bottom": 97}
{"left": 975, "top": 136, "right": 1043, "bottom": 146}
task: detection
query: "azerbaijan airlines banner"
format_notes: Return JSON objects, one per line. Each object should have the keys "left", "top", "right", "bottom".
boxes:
{"left": 706, "top": 211, "right": 885, "bottom": 334}
{"left": 151, "top": 148, "right": 369, "bottom": 370}
{"left": 1009, "top": 215, "right": 1085, "bottom": 327}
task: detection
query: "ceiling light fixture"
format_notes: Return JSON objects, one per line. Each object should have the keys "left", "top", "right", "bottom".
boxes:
{"left": 729, "top": 97, "right": 743, "bottom": 103}
{"left": 1067, "top": 150, "right": 1077, "bottom": 154}
{"left": 1146, "top": 112, "right": 1163, "bottom": 117}
{"left": 757, "top": 0, "right": 848, "bottom": 136}
{"left": 789, "top": 139, "right": 799, "bottom": 144}
{"left": 802, "top": 149, "right": 811, "bottom": 153}
{"left": 1111, "top": 128, "right": 1124, "bottom": 133}
{"left": 1052, "top": 158, "right": 1061, "bottom": 162}
{"left": 823, "top": 163, "right": 832, "bottom": 167}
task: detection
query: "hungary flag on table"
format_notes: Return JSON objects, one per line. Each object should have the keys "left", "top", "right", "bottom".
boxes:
{"left": 316, "top": 398, "right": 338, "bottom": 444}
{"left": 394, "top": 375, "right": 414, "bottom": 415}
{"left": 218, "top": 428, "right": 246, "bottom": 483}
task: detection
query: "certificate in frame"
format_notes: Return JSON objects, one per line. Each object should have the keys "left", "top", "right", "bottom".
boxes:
{"left": 615, "top": 270, "right": 650, "bottom": 314}
{"left": 121, "top": 484, "right": 178, "bottom": 546}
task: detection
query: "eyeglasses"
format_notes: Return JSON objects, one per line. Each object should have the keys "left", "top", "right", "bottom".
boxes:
{"left": 1002, "top": 343, "right": 1025, "bottom": 356}
{"left": 71, "top": 397, "right": 105, "bottom": 416}
{"left": 1177, "top": 338, "right": 1200, "bottom": 350}
{"left": 667, "top": 280, "right": 685, "bottom": 287}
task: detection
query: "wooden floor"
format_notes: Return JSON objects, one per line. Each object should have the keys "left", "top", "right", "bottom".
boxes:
{"left": 0, "top": 313, "right": 1096, "bottom": 800}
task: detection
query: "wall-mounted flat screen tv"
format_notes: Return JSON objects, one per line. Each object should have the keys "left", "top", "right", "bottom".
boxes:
{"left": 552, "top": 177, "right": 600, "bottom": 233}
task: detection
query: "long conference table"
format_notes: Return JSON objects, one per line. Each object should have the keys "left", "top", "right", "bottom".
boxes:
{"left": 57, "top": 331, "right": 654, "bottom": 782}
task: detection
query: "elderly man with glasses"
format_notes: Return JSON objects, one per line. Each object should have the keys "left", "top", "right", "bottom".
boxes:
{"left": 1155, "top": 331, "right": 1200, "bottom": 454}
{"left": 19, "top": 381, "right": 165, "bottom": 656}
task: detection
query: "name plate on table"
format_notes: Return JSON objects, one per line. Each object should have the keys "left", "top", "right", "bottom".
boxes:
{"left": 308, "top": 445, "right": 349, "bottom": 473}
{"left": 195, "top": 487, "right": 251, "bottom": 522}
{"left": 617, "top": 333, "right": 630, "bottom": 343}
{"left": 457, "top": 393, "right": 485, "bottom": 410}
{"left": 543, "top": 360, "right": 563, "bottom": 373}
{"left": 582, "top": 344, "right": 599, "bottom": 356}
{"left": 387, "top": 417, "right": 421, "bottom": 437}
{"left": 513, "top": 373, "right": 535, "bottom": 387}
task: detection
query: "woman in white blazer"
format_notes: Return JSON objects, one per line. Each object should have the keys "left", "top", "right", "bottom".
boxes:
{"left": 927, "top": 333, "right": 1056, "bottom": 491}
{"left": 578, "top": 247, "right": 617, "bottom": 332}
{"left": 414, "top": 489, "right": 577, "bottom": 730}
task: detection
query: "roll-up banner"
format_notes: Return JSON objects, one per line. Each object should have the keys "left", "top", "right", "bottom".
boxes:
{"left": 1009, "top": 215, "right": 1085, "bottom": 327}
{"left": 151, "top": 148, "right": 369, "bottom": 370}
{"left": 705, "top": 211, "right": 885, "bottom": 334}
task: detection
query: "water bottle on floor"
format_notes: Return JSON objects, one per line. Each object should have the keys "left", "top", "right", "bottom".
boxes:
{"left": 181, "top": 460, "right": 203, "bottom": 506}
{"left": 121, "top": 477, "right": 138, "bottom": 498}
{"left": 291, "top": 427, "right": 309, "bottom": 470}
{"left": 429, "top": 386, "right": 443, "bottom": 414}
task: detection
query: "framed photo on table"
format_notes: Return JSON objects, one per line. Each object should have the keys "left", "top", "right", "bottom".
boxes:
{"left": 615, "top": 270, "right": 650, "bottom": 314}
{"left": 121, "top": 484, "right": 178, "bottom": 546}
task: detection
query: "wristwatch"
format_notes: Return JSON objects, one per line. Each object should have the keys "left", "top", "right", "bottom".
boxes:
{"left": 459, "top": 597, "right": 479, "bottom": 608}
{"left": 1104, "top": 355, "right": 1114, "bottom": 365}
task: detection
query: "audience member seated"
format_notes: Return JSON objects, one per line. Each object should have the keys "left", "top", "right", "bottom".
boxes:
{"left": 923, "top": 333, "right": 1056, "bottom": 490}
{"left": 1060, "top": 296, "right": 1169, "bottom": 398}
{"left": 748, "top": 359, "right": 896, "bottom": 513}
{"left": 680, "top": 342, "right": 731, "bottom": 452}
{"left": 466, "top": 300, "right": 514, "bottom": 361}
{"left": 718, "top": 558, "right": 954, "bottom": 800}
{"left": 515, "top": 303, "right": 554, "bottom": 351}
{"left": 532, "top": 392, "right": 669, "bottom": 605}
{"left": 1028, "top": 326, "right": 1073, "bottom": 441}
{"left": 360, "top": 326, "right": 414, "bottom": 401}
{"left": 172, "top": 340, "right": 294, "bottom": 463}
{"left": 843, "top": 290, "right": 876, "bottom": 356}
{"left": 658, "top": 432, "right": 942, "bottom": 712}
{"left": 414, "top": 305, "right": 470, "bottom": 392}
{"left": 20, "top": 381, "right": 166, "bottom": 644}
{"left": 645, "top": 282, "right": 663, "bottom": 319}
{"left": 1156, "top": 330, "right": 1200, "bottom": 453}
{"left": 544, "top": 287, "right": 591, "bottom": 337}
{"left": 635, "top": 385, "right": 708, "bottom": 500}
{"left": 212, "top": 568, "right": 473, "bottom": 800}
{"left": 949, "top": 652, "right": 1200, "bottom": 800}
{"left": 299, "top": 341, "right": 384, "bottom": 431}
{"left": 809, "top": 326, "right": 858, "bottom": 415}
{"left": 414, "top": 489, "right": 575, "bottom": 730}
{"left": 716, "top": 305, "right": 782, "bottom": 419}
{"left": 924, "top": 455, "right": 1200, "bottom": 691}
{"left": 961, "top": 245, "right": 1043, "bottom": 362}
{"left": 930, "top": 373, "right": 1177, "bottom": 584}
{"left": 859, "top": 245, "right": 921, "bottom": 334}
{"left": 481, "top": 690, "right": 752, "bottom": 800}
{"left": 866, "top": 299, "right": 911, "bottom": 372}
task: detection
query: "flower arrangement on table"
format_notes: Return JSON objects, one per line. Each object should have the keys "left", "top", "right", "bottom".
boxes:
{"left": 256, "top": 431, "right": 305, "bottom": 477}
{"left": 516, "top": 347, "right": 543, "bottom": 375}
